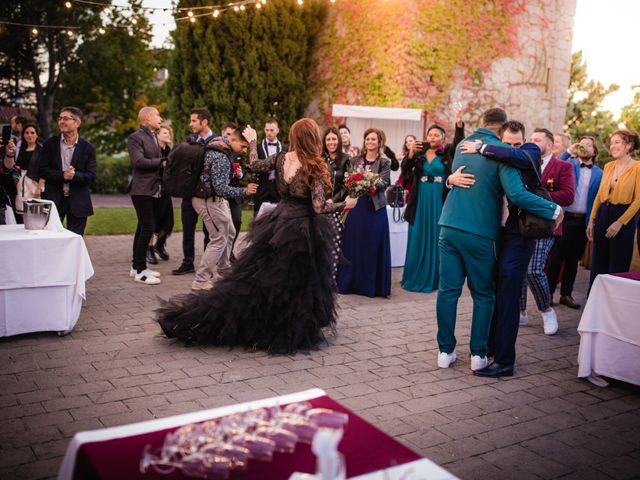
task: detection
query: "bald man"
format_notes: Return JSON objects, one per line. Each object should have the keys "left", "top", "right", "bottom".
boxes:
{"left": 127, "top": 106, "right": 164, "bottom": 284}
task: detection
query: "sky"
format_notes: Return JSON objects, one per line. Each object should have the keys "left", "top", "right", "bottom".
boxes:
{"left": 134, "top": 0, "right": 639, "bottom": 118}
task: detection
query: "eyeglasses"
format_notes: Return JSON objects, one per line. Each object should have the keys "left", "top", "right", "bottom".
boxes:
{"left": 58, "top": 116, "right": 77, "bottom": 122}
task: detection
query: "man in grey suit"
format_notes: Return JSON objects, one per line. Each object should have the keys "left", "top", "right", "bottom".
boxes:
{"left": 127, "top": 106, "right": 164, "bottom": 285}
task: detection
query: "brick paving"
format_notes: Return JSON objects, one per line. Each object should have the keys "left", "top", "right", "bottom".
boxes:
{"left": 1, "top": 232, "right": 639, "bottom": 480}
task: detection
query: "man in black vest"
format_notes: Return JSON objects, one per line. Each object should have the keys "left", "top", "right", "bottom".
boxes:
{"left": 127, "top": 106, "right": 163, "bottom": 285}
{"left": 40, "top": 106, "right": 96, "bottom": 236}
{"left": 221, "top": 122, "right": 244, "bottom": 261}
{"left": 253, "top": 118, "right": 287, "bottom": 215}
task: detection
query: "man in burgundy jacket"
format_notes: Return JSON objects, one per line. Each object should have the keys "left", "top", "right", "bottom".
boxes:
{"left": 520, "top": 128, "right": 575, "bottom": 336}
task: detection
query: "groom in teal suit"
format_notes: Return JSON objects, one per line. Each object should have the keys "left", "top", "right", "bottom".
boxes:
{"left": 436, "top": 108, "right": 560, "bottom": 371}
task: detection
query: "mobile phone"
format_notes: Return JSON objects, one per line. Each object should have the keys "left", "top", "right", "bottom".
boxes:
{"left": 1, "top": 125, "right": 11, "bottom": 146}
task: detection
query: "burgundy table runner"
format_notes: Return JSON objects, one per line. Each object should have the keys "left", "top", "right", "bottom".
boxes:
{"left": 73, "top": 395, "right": 421, "bottom": 480}
{"left": 611, "top": 272, "right": 640, "bottom": 281}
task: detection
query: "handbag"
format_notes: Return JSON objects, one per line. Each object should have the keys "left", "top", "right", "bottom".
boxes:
{"left": 385, "top": 184, "right": 406, "bottom": 223}
{"left": 517, "top": 152, "right": 555, "bottom": 239}
{"left": 15, "top": 171, "right": 41, "bottom": 214}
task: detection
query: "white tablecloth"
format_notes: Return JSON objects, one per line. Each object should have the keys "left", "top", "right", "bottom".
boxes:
{"left": 577, "top": 274, "right": 640, "bottom": 386}
{"left": 0, "top": 224, "right": 94, "bottom": 337}
{"left": 386, "top": 206, "right": 408, "bottom": 267}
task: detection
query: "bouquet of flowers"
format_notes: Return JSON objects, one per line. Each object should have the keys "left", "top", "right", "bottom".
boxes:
{"left": 343, "top": 166, "right": 382, "bottom": 198}
{"left": 340, "top": 166, "right": 382, "bottom": 222}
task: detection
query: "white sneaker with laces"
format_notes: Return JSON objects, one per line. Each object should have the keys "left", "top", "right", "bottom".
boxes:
{"left": 542, "top": 308, "right": 558, "bottom": 335}
{"left": 134, "top": 270, "right": 161, "bottom": 285}
{"left": 437, "top": 351, "right": 456, "bottom": 368}
{"left": 519, "top": 311, "right": 529, "bottom": 326}
{"left": 130, "top": 267, "right": 160, "bottom": 278}
{"left": 470, "top": 355, "right": 488, "bottom": 371}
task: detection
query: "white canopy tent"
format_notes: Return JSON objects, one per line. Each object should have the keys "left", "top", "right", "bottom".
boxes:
{"left": 332, "top": 104, "right": 425, "bottom": 183}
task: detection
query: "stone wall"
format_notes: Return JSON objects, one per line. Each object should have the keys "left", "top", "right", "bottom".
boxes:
{"left": 452, "top": 0, "right": 577, "bottom": 134}
{"left": 310, "top": 0, "right": 577, "bottom": 137}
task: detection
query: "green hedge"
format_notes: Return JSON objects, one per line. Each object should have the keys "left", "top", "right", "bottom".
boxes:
{"left": 93, "top": 155, "right": 130, "bottom": 193}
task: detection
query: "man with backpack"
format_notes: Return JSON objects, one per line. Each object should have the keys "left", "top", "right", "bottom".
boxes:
{"left": 166, "top": 108, "right": 214, "bottom": 275}
{"left": 190, "top": 127, "right": 258, "bottom": 290}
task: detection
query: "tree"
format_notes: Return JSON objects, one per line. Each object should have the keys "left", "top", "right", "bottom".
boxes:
{"left": 168, "top": 0, "right": 328, "bottom": 139}
{"left": 564, "top": 51, "right": 619, "bottom": 162}
{"left": 0, "top": 1, "right": 101, "bottom": 138}
{"left": 619, "top": 85, "right": 640, "bottom": 134}
{"left": 56, "top": 9, "right": 168, "bottom": 153}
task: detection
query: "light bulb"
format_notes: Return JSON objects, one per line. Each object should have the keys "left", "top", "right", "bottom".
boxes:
{"left": 31, "top": 28, "right": 38, "bottom": 35}
{"left": 65, "top": 1, "right": 72, "bottom": 8}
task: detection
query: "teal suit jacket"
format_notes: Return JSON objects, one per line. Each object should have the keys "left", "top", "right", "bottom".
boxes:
{"left": 439, "top": 128, "right": 557, "bottom": 241}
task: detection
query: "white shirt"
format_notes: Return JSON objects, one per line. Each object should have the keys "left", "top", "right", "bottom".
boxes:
{"left": 565, "top": 163, "right": 592, "bottom": 214}
{"left": 540, "top": 153, "right": 552, "bottom": 174}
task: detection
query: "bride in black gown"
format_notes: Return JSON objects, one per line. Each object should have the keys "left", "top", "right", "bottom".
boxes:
{"left": 156, "top": 118, "right": 357, "bottom": 354}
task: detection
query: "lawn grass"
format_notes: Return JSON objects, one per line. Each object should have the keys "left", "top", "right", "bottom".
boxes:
{"left": 84, "top": 207, "right": 254, "bottom": 235}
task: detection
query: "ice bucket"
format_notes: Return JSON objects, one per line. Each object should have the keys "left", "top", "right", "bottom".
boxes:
{"left": 23, "top": 200, "right": 52, "bottom": 230}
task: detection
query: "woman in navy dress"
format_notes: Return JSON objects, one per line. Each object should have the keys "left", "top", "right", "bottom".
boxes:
{"left": 337, "top": 128, "right": 392, "bottom": 297}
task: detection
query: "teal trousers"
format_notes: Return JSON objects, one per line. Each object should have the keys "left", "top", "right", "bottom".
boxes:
{"left": 436, "top": 226, "right": 497, "bottom": 357}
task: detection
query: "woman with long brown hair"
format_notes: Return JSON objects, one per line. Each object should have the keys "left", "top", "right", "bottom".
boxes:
{"left": 157, "top": 118, "right": 356, "bottom": 353}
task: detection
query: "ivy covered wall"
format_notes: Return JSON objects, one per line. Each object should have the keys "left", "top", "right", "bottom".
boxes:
{"left": 310, "top": 0, "right": 576, "bottom": 134}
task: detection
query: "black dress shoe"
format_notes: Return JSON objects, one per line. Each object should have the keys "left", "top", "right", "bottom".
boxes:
{"left": 146, "top": 246, "right": 158, "bottom": 265}
{"left": 154, "top": 244, "right": 170, "bottom": 261}
{"left": 559, "top": 295, "right": 581, "bottom": 309}
{"left": 474, "top": 362, "right": 514, "bottom": 378}
{"left": 171, "top": 264, "right": 195, "bottom": 275}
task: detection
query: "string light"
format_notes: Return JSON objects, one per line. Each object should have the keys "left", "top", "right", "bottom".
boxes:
{"left": 0, "top": 1, "right": 339, "bottom": 32}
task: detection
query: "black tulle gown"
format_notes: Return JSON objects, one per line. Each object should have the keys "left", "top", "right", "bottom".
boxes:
{"left": 156, "top": 152, "right": 345, "bottom": 354}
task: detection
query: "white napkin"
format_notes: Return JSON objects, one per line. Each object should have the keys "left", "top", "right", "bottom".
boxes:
{"left": 4, "top": 204, "right": 17, "bottom": 224}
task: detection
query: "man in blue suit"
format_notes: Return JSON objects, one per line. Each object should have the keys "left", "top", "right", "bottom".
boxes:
{"left": 459, "top": 120, "right": 545, "bottom": 377}
{"left": 547, "top": 136, "right": 603, "bottom": 309}
{"left": 436, "top": 108, "right": 561, "bottom": 372}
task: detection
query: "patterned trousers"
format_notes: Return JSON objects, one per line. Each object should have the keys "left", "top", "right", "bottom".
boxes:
{"left": 520, "top": 236, "right": 555, "bottom": 312}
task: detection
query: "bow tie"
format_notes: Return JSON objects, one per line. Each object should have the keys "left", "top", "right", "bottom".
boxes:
{"left": 267, "top": 142, "right": 278, "bottom": 147}
{"left": 580, "top": 163, "right": 593, "bottom": 169}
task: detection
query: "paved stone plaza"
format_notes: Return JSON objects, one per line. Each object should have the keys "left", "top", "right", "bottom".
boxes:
{"left": 1, "top": 233, "right": 639, "bottom": 479}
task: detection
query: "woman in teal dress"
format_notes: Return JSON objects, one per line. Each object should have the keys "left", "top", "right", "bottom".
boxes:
{"left": 401, "top": 116, "right": 465, "bottom": 292}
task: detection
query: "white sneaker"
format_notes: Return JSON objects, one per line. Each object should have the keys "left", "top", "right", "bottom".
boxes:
{"left": 519, "top": 311, "right": 529, "bottom": 326}
{"left": 470, "top": 355, "right": 488, "bottom": 371}
{"left": 542, "top": 308, "right": 558, "bottom": 335}
{"left": 130, "top": 267, "right": 160, "bottom": 278}
{"left": 134, "top": 271, "right": 161, "bottom": 285}
{"left": 437, "top": 351, "right": 456, "bottom": 368}
{"left": 191, "top": 280, "right": 213, "bottom": 291}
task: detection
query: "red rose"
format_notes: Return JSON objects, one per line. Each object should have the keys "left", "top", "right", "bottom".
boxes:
{"left": 368, "top": 187, "right": 376, "bottom": 195}
{"left": 353, "top": 173, "right": 363, "bottom": 182}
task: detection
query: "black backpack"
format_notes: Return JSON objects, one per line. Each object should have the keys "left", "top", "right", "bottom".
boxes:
{"left": 192, "top": 140, "right": 233, "bottom": 199}
{"left": 163, "top": 139, "right": 209, "bottom": 198}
